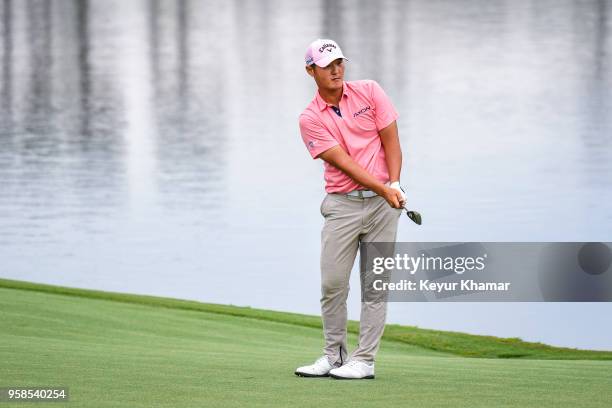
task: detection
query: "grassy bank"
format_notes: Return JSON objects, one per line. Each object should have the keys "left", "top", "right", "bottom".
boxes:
{"left": 1, "top": 278, "right": 610, "bottom": 360}
{"left": 1, "top": 278, "right": 611, "bottom": 407}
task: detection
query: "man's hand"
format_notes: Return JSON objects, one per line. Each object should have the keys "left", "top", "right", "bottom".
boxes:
{"left": 381, "top": 186, "right": 405, "bottom": 209}
{"left": 389, "top": 181, "right": 406, "bottom": 206}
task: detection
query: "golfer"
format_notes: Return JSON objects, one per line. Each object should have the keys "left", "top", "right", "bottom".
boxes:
{"left": 295, "top": 39, "right": 406, "bottom": 380}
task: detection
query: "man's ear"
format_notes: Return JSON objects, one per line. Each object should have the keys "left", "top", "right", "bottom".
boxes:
{"left": 305, "top": 65, "right": 315, "bottom": 77}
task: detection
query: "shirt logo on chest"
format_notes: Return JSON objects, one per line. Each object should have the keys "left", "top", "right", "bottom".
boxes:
{"left": 353, "top": 106, "right": 371, "bottom": 118}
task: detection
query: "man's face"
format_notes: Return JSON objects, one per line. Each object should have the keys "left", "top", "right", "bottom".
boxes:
{"left": 307, "top": 58, "right": 345, "bottom": 91}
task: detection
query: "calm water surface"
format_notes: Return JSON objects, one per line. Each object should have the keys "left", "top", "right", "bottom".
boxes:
{"left": 1, "top": 0, "right": 611, "bottom": 350}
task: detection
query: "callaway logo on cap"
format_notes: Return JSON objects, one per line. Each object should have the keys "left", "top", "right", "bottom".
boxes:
{"left": 304, "top": 39, "right": 349, "bottom": 67}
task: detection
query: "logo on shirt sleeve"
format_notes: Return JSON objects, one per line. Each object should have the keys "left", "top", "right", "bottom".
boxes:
{"left": 308, "top": 140, "right": 317, "bottom": 150}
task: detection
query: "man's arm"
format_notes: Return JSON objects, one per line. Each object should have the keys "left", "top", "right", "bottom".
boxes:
{"left": 379, "top": 121, "right": 402, "bottom": 183}
{"left": 318, "top": 146, "right": 404, "bottom": 208}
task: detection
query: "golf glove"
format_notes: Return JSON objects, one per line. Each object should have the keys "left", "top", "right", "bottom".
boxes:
{"left": 389, "top": 181, "right": 406, "bottom": 205}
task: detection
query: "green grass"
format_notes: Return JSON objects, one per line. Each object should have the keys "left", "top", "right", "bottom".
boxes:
{"left": 1, "top": 278, "right": 610, "bottom": 360}
{"left": 1, "top": 278, "right": 611, "bottom": 407}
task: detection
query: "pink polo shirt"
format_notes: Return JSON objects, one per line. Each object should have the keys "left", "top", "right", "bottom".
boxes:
{"left": 299, "top": 80, "right": 399, "bottom": 193}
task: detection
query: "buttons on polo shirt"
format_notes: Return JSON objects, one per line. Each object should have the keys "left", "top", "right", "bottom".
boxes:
{"left": 330, "top": 106, "right": 342, "bottom": 118}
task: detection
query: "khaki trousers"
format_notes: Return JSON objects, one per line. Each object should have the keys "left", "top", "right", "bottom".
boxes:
{"left": 319, "top": 193, "right": 401, "bottom": 365}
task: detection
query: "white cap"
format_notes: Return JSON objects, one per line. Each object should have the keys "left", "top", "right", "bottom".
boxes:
{"left": 304, "top": 39, "right": 349, "bottom": 67}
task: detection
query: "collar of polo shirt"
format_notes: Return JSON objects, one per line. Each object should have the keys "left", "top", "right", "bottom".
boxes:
{"left": 315, "top": 82, "right": 349, "bottom": 111}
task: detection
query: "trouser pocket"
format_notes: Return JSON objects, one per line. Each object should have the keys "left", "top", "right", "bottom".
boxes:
{"left": 319, "top": 195, "right": 329, "bottom": 216}
{"left": 320, "top": 194, "right": 337, "bottom": 217}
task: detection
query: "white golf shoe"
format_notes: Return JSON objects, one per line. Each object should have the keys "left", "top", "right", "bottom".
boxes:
{"left": 329, "top": 359, "right": 375, "bottom": 380}
{"left": 294, "top": 356, "right": 335, "bottom": 378}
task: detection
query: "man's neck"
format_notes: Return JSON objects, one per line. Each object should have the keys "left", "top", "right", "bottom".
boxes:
{"left": 318, "top": 85, "right": 343, "bottom": 107}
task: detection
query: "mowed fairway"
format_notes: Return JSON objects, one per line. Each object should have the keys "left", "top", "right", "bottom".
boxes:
{"left": 1, "top": 285, "right": 611, "bottom": 408}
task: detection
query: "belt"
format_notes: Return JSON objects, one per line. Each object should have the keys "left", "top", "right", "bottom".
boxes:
{"left": 345, "top": 189, "right": 378, "bottom": 198}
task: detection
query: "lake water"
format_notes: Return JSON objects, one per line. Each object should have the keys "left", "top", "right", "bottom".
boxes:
{"left": 1, "top": 0, "right": 611, "bottom": 350}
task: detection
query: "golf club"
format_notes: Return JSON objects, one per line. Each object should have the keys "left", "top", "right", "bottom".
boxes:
{"left": 395, "top": 185, "right": 421, "bottom": 225}
{"left": 404, "top": 208, "right": 422, "bottom": 225}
